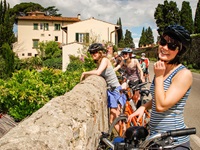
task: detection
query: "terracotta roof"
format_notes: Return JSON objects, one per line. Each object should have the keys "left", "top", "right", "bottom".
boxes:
{"left": 17, "top": 16, "right": 80, "bottom": 22}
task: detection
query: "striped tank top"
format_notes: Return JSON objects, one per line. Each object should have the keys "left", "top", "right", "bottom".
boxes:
{"left": 149, "top": 65, "right": 191, "bottom": 145}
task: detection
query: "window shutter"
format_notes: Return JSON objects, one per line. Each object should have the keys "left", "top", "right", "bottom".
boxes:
{"left": 86, "top": 33, "right": 89, "bottom": 43}
{"left": 76, "top": 33, "right": 79, "bottom": 42}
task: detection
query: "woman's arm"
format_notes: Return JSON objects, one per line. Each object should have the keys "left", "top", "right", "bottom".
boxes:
{"left": 135, "top": 59, "right": 144, "bottom": 81}
{"left": 114, "top": 60, "right": 124, "bottom": 71}
{"left": 154, "top": 62, "right": 193, "bottom": 112}
{"left": 80, "top": 58, "right": 108, "bottom": 81}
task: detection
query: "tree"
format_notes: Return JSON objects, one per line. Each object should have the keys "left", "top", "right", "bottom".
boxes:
{"left": 180, "top": 1, "right": 194, "bottom": 34}
{"left": 0, "top": 0, "right": 15, "bottom": 79}
{"left": 194, "top": 0, "right": 200, "bottom": 33}
{"left": 139, "top": 27, "right": 154, "bottom": 47}
{"left": 1, "top": 43, "right": 15, "bottom": 78}
{"left": 124, "top": 29, "right": 135, "bottom": 48}
{"left": 44, "top": 6, "right": 61, "bottom": 16}
{"left": 9, "top": 2, "right": 44, "bottom": 17}
{"left": 117, "top": 17, "right": 123, "bottom": 46}
{"left": 139, "top": 27, "right": 146, "bottom": 47}
{"left": 146, "top": 27, "right": 154, "bottom": 45}
{"left": 38, "top": 41, "right": 61, "bottom": 60}
{"left": 154, "top": 0, "right": 180, "bottom": 36}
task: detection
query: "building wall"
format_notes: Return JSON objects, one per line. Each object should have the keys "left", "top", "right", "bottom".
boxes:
{"left": 62, "top": 18, "right": 118, "bottom": 71}
{"left": 62, "top": 43, "right": 84, "bottom": 71}
{"left": 14, "top": 20, "right": 72, "bottom": 59}
{"left": 67, "top": 18, "right": 117, "bottom": 44}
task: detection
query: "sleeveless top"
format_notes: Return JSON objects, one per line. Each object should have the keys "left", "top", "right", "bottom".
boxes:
{"left": 101, "top": 66, "right": 120, "bottom": 88}
{"left": 123, "top": 59, "right": 140, "bottom": 81}
{"left": 149, "top": 65, "right": 191, "bottom": 145}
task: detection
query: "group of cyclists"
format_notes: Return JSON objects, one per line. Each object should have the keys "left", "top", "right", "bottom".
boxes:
{"left": 80, "top": 24, "right": 193, "bottom": 150}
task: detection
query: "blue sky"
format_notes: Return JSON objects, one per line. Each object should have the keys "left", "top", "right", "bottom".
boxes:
{"left": 8, "top": 0, "right": 199, "bottom": 47}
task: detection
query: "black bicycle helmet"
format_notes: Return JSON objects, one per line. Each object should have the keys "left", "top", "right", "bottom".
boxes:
{"left": 161, "top": 24, "right": 191, "bottom": 64}
{"left": 163, "top": 24, "right": 191, "bottom": 50}
{"left": 88, "top": 43, "right": 105, "bottom": 53}
{"left": 122, "top": 48, "right": 132, "bottom": 53}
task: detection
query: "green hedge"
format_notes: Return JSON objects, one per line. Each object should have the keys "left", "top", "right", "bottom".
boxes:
{"left": 0, "top": 54, "right": 95, "bottom": 121}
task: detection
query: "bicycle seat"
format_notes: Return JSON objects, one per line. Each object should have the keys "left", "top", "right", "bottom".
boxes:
{"left": 125, "top": 126, "right": 148, "bottom": 142}
{"left": 140, "top": 89, "right": 150, "bottom": 97}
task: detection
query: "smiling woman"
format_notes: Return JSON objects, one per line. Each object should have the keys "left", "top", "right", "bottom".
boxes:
{"left": 128, "top": 24, "right": 194, "bottom": 149}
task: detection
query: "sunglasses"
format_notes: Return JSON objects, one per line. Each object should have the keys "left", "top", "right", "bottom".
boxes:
{"left": 159, "top": 37, "right": 179, "bottom": 51}
{"left": 89, "top": 50, "right": 98, "bottom": 55}
{"left": 122, "top": 52, "right": 128, "bottom": 55}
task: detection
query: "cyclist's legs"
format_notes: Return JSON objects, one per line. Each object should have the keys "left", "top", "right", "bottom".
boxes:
{"left": 110, "top": 104, "right": 121, "bottom": 132}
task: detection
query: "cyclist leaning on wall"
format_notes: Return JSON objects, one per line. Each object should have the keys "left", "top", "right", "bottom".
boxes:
{"left": 80, "top": 43, "right": 126, "bottom": 132}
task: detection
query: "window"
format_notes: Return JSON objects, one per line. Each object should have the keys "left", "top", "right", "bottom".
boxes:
{"left": 40, "top": 23, "right": 43, "bottom": 29}
{"left": 55, "top": 36, "right": 58, "bottom": 41}
{"left": 75, "top": 33, "right": 89, "bottom": 43}
{"left": 54, "top": 24, "right": 60, "bottom": 31}
{"left": 28, "top": 53, "right": 32, "bottom": 56}
{"left": 33, "top": 39, "right": 39, "bottom": 48}
{"left": 33, "top": 23, "right": 38, "bottom": 30}
{"left": 44, "top": 23, "right": 49, "bottom": 31}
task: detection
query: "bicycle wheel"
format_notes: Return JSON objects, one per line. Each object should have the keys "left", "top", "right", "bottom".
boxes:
{"left": 108, "top": 115, "right": 129, "bottom": 139}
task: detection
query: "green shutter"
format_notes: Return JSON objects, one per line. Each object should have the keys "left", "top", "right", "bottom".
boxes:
{"left": 86, "top": 33, "right": 89, "bottom": 43}
{"left": 76, "top": 33, "right": 79, "bottom": 42}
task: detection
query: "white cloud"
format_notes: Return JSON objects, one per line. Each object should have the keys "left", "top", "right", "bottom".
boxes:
{"left": 8, "top": 0, "right": 199, "bottom": 44}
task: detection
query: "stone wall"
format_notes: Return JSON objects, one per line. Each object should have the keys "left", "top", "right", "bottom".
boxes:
{"left": 0, "top": 75, "right": 109, "bottom": 150}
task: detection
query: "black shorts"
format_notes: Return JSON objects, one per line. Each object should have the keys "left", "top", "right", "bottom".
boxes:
{"left": 144, "top": 68, "right": 149, "bottom": 74}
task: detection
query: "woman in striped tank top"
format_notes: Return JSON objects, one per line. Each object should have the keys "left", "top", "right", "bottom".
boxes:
{"left": 128, "top": 24, "right": 192, "bottom": 149}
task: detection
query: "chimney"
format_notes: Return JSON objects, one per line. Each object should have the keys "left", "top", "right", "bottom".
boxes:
{"left": 77, "top": 14, "right": 81, "bottom": 20}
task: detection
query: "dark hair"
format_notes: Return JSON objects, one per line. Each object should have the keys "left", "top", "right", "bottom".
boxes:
{"left": 161, "top": 24, "right": 191, "bottom": 64}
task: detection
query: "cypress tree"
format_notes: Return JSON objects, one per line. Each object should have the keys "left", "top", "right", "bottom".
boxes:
{"left": 139, "top": 28, "right": 146, "bottom": 47}
{"left": 124, "top": 29, "right": 134, "bottom": 48}
{"left": 180, "top": 1, "right": 194, "bottom": 34}
{"left": 146, "top": 27, "right": 154, "bottom": 45}
{"left": 117, "top": 17, "right": 123, "bottom": 47}
{"left": 194, "top": 0, "right": 200, "bottom": 33}
{"left": 0, "top": 0, "right": 15, "bottom": 78}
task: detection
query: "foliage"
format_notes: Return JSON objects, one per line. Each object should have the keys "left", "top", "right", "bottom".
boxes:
{"left": 38, "top": 41, "right": 61, "bottom": 60}
{"left": 0, "top": 43, "right": 15, "bottom": 78}
{"left": 180, "top": 1, "right": 194, "bottom": 34}
{"left": 194, "top": 0, "right": 200, "bottom": 33}
{"left": 0, "top": 54, "right": 95, "bottom": 121}
{"left": 44, "top": 6, "right": 61, "bottom": 16}
{"left": 124, "top": 29, "right": 135, "bottom": 48}
{"left": 139, "top": 27, "right": 154, "bottom": 47}
{"left": 9, "top": 2, "right": 43, "bottom": 17}
{"left": 154, "top": 0, "right": 180, "bottom": 36}
{"left": 0, "top": 0, "right": 15, "bottom": 79}
{"left": 43, "top": 57, "right": 62, "bottom": 69}
{"left": 117, "top": 17, "right": 123, "bottom": 45}
{"left": 9, "top": 2, "right": 61, "bottom": 19}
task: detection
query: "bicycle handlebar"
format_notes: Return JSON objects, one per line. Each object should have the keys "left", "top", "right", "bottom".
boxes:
{"left": 141, "top": 127, "right": 196, "bottom": 148}
{"left": 99, "top": 128, "right": 196, "bottom": 150}
{"left": 162, "top": 127, "right": 196, "bottom": 138}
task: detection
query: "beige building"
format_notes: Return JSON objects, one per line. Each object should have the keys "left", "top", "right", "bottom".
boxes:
{"left": 13, "top": 11, "right": 80, "bottom": 59}
{"left": 61, "top": 17, "right": 120, "bottom": 71}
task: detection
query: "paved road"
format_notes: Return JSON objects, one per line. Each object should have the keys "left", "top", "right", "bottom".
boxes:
{"left": 148, "top": 62, "right": 200, "bottom": 149}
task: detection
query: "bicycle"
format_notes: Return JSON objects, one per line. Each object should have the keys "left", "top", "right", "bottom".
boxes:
{"left": 97, "top": 126, "right": 196, "bottom": 150}
{"left": 108, "top": 81, "right": 151, "bottom": 140}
